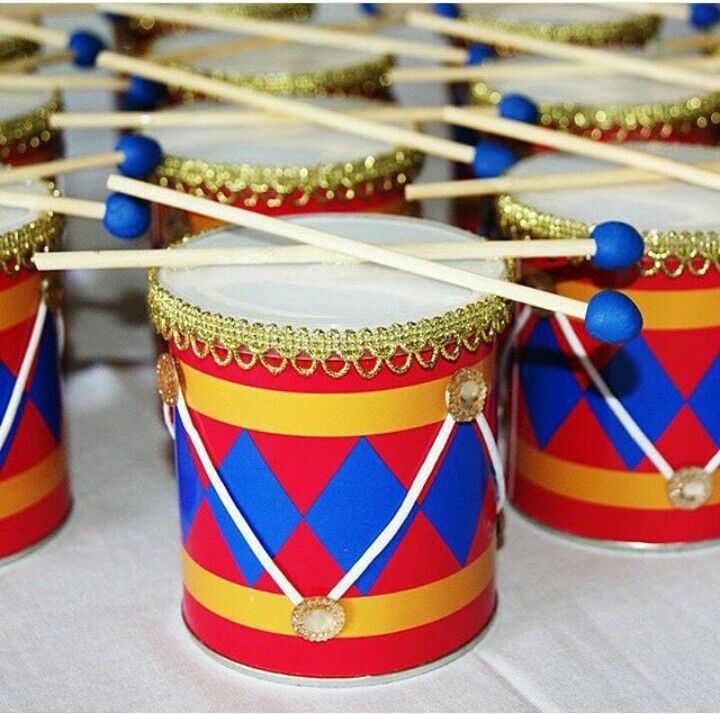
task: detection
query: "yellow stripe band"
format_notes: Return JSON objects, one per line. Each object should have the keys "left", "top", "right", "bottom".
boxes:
{"left": 0, "top": 447, "right": 66, "bottom": 519}
{"left": 182, "top": 545, "right": 494, "bottom": 638}
{"left": 518, "top": 440, "right": 720, "bottom": 510}
{"left": 180, "top": 353, "right": 494, "bottom": 437}
{"left": 0, "top": 275, "right": 40, "bottom": 333}
{"left": 556, "top": 280, "right": 720, "bottom": 331}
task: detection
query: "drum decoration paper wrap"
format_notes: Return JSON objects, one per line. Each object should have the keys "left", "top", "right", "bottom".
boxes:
{"left": 498, "top": 147, "right": 720, "bottom": 547}
{"left": 148, "top": 216, "right": 512, "bottom": 679}
{"left": 146, "top": 101, "right": 424, "bottom": 248}
{"left": 0, "top": 92, "right": 63, "bottom": 166}
{"left": 111, "top": 4, "right": 315, "bottom": 55}
{"left": 0, "top": 183, "right": 68, "bottom": 560}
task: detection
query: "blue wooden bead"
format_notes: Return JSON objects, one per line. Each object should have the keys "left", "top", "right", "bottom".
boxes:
{"left": 585, "top": 290, "right": 643, "bottom": 344}
{"left": 472, "top": 141, "right": 517, "bottom": 178}
{"left": 122, "top": 76, "right": 168, "bottom": 111}
{"left": 467, "top": 44, "right": 494, "bottom": 65}
{"left": 433, "top": 3, "right": 460, "bottom": 18}
{"left": 690, "top": 3, "right": 720, "bottom": 28}
{"left": 590, "top": 221, "right": 645, "bottom": 270}
{"left": 498, "top": 94, "right": 540, "bottom": 124}
{"left": 67, "top": 30, "right": 106, "bottom": 68}
{"left": 359, "top": 3, "right": 379, "bottom": 15}
{"left": 115, "top": 135, "right": 163, "bottom": 179}
{"left": 102, "top": 193, "right": 150, "bottom": 240}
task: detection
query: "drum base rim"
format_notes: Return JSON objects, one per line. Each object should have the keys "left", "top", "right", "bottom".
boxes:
{"left": 0, "top": 498, "right": 73, "bottom": 568}
{"left": 510, "top": 503, "right": 720, "bottom": 553}
{"left": 182, "top": 598, "right": 498, "bottom": 687}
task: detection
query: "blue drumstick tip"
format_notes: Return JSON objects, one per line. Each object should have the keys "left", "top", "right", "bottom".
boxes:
{"left": 689, "top": 3, "right": 720, "bottom": 29}
{"left": 585, "top": 290, "right": 643, "bottom": 344}
{"left": 115, "top": 135, "right": 163, "bottom": 179}
{"left": 433, "top": 3, "right": 460, "bottom": 18}
{"left": 359, "top": 3, "right": 379, "bottom": 16}
{"left": 67, "top": 30, "right": 106, "bottom": 68}
{"left": 121, "top": 76, "right": 168, "bottom": 111}
{"left": 590, "top": 221, "right": 645, "bottom": 270}
{"left": 102, "top": 193, "right": 151, "bottom": 240}
{"left": 466, "top": 43, "right": 494, "bottom": 65}
{"left": 498, "top": 94, "right": 540, "bottom": 125}
{"left": 472, "top": 140, "right": 518, "bottom": 178}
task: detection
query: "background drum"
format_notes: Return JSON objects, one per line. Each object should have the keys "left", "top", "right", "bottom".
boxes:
{"left": 150, "top": 213, "right": 510, "bottom": 680}
{"left": 0, "top": 179, "right": 68, "bottom": 561}
{"left": 499, "top": 143, "right": 720, "bottom": 548}
{"left": 0, "top": 91, "right": 63, "bottom": 166}
{"left": 144, "top": 98, "right": 425, "bottom": 247}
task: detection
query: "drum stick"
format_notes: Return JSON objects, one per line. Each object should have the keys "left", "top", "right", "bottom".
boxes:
{"left": 0, "top": 49, "right": 73, "bottom": 72}
{"left": 442, "top": 108, "right": 720, "bottom": 193}
{"left": 406, "top": 160, "right": 720, "bottom": 201}
{"left": 49, "top": 105, "right": 457, "bottom": 130}
{"left": 655, "top": 32, "right": 720, "bottom": 53}
{"left": 0, "top": 74, "right": 128, "bottom": 91}
{"left": 0, "top": 189, "right": 105, "bottom": 220}
{"left": 389, "top": 54, "right": 720, "bottom": 84}
{"left": 590, "top": 2, "right": 687, "bottom": 22}
{"left": 100, "top": 175, "right": 643, "bottom": 344}
{"left": 30, "top": 235, "right": 637, "bottom": 270}
{"left": 0, "top": 18, "right": 477, "bottom": 165}
{"left": 406, "top": 10, "right": 720, "bottom": 92}
{"left": 98, "top": 3, "right": 470, "bottom": 64}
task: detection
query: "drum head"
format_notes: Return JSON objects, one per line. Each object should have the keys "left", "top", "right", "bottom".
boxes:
{"left": 157, "top": 214, "right": 506, "bottom": 330}
{"left": 0, "top": 91, "right": 55, "bottom": 122}
{"left": 0, "top": 179, "right": 50, "bottom": 233}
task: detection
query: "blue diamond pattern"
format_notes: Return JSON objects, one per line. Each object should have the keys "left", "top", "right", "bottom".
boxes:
{"left": 520, "top": 319, "right": 583, "bottom": 448}
{"left": 689, "top": 354, "right": 720, "bottom": 446}
{"left": 27, "top": 318, "right": 61, "bottom": 440}
{"left": 0, "top": 360, "right": 13, "bottom": 417}
{"left": 210, "top": 431, "right": 301, "bottom": 586}
{"left": 422, "top": 423, "right": 488, "bottom": 566}
{"left": 174, "top": 416, "right": 205, "bottom": 543}
{"left": 305, "top": 438, "right": 406, "bottom": 594}
{"left": 585, "top": 337, "right": 684, "bottom": 469}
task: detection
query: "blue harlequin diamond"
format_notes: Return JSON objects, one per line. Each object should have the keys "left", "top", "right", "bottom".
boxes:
{"left": 27, "top": 318, "right": 61, "bottom": 441}
{"left": 174, "top": 416, "right": 206, "bottom": 543}
{"left": 585, "top": 337, "right": 683, "bottom": 469}
{"left": 519, "top": 319, "right": 584, "bottom": 448}
{"left": 689, "top": 354, "right": 720, "bottom": 446}
{"left": 0, "top": 361, "right": 14, "bottom": 418}
{"left": 209, "top": 431, "right": 301, "bottom": 586}
{"left": 422, "top": 423, "right": 488, "bottom": 566}
{"left": 305, "top": 438, "right": 406, "bottom": 594}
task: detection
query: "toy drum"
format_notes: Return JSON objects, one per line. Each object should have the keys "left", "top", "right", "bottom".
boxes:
{"left": 0, "top": 180, "right": 68, "bottom": 561}
{"left": 149, "top": 214, "right": 512, "bottom": 681}
{"left": 151, "top": 30, "right": 392, "bottom": 105}
{"left": 459, "top": 4, "right": 660, "bottom": 47}
{"left": 0, "top": 91, "right": 63, "bottom": 166}
{"left": 471, "top": 58, "right": 720, "bottom": 145}
{"left": 498, "top": 144, "right": 720, "bottom": 548}
{"left": 145, "top": 99, "right": 424, "bottom": 248}
{"left": 110, "top": 4, "right": 314, "bottom": 55}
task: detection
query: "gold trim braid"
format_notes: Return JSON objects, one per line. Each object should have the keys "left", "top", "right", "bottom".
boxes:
{"left": 471, "top": 82, "right": 720, "bottom": 139}
{"left": 0, "top": 92, "right": 62, "bottom": 163}
{"left": 466, "top": 12, "right": 660, "bottom": 47}
{"left": 496, "top": 193, "right": 720, "bottom": 278}
{"left": 154, "top": 146, "right": 424, "bottom": 209}
{"left": 147, "top": 251, "right": 512, "bottom": 378}
{"left": 0, "top": 184, "right": 64, "bottom": 275}
{"left": 0, "top": 36, "right": 38, "bottom": 63}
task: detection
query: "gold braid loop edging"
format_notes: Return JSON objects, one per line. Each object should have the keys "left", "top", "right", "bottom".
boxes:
{"left": 154, "top": 146, "right": 424, "bottom": 209}
{"left": 0, "top": 36, "right": 38, "bottom": 63}
{"left": 147, "top": 273, "right": 512, "bottom": 378}
{"left": 0, "top": 92, "right": 63, "bottom": 162}
{"left": 496, "top": 194, "right": 720, "bottom": 278}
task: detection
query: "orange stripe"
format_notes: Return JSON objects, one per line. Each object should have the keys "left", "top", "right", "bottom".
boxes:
{"left": 0, "top": 447, "right": 66, "bottom": 519}
{"left": 0, "top": 274, "right": 40, "bottom": 332}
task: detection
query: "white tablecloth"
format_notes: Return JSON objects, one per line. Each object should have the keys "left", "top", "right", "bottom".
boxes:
{"left": 1, "top": 7, "right": 718, "bottom": 712}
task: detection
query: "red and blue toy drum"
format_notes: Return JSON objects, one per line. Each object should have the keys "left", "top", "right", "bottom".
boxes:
{"left": 149, "top": 214, "right": 512, "bottom": 680}
{"left": 0, "top": 180, "right": 68, "bottom": 561}
{"left": 499, "top": 144, "right": 720, "bottom": 548}
{"left": 0, "top": 91, "right": 63, "bottom": 167}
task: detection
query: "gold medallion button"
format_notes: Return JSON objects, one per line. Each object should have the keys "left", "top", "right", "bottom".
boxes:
{"left": 156, "top": 353, "right": 180, "bottom": 407}
{"left": 667, "top": 467, "right": 713, "bottom": 510}
{"left": 291, "top": 596, "right": 345, "bottom": 642}
{"left": 447, "top": 368, "right": 488, "bottom": 422}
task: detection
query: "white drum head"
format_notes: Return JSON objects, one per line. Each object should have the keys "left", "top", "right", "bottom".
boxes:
{"left": 507, "top": 143, "right": 720, "bottom": 233}
{"left": 0, "top": 178, "right": 51, "bottom": 233}
{"left": 158, "top": 214, "right": 505, "bottom": 330}
{"left": 145, "top": 98, "right": 400, "bottom": 166}
{"left": 0, "top": 91, "right": 55, "bottom": 122}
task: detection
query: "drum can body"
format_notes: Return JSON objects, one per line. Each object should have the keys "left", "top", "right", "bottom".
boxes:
{"left": 0, "top": 268, "right": 68, "bottom": 560}
{"left": 150, "top": 217, "right": 512, "bottom": 679}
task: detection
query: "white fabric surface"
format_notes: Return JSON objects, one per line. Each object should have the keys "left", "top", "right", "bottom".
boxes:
{"left": 1, "top": 7, "right": 719, "bottom": 712}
